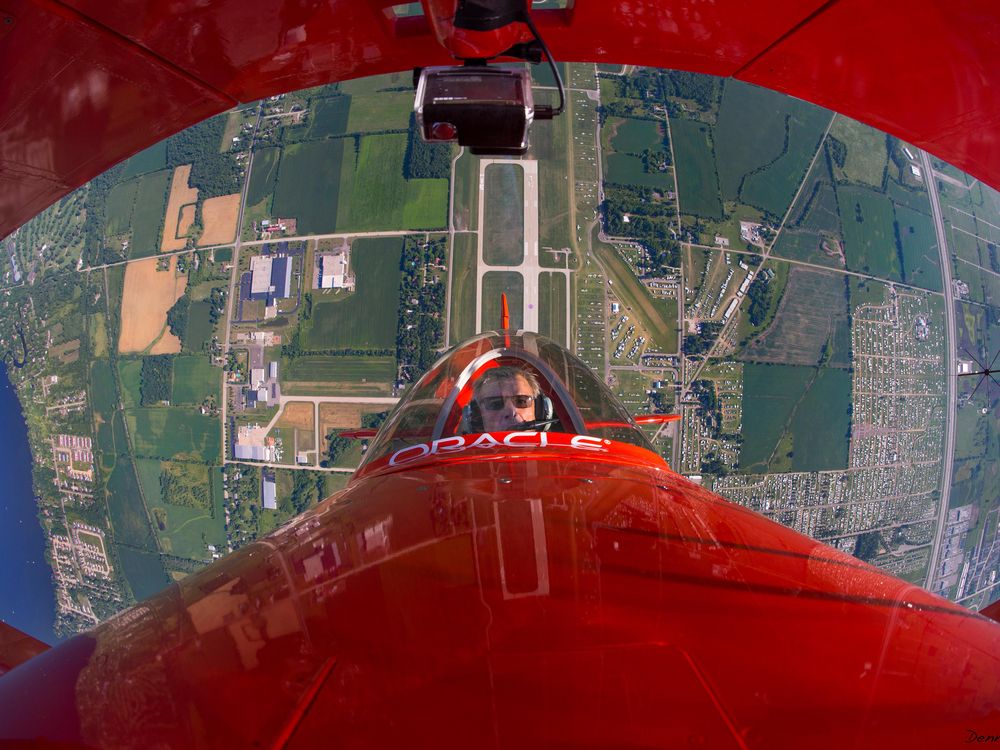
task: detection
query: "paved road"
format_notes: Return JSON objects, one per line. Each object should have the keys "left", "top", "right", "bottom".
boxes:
{"left": 922, "top": 147, "right": 959, "bottom": 592}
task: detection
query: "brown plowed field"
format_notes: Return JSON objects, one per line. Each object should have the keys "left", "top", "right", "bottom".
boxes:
{"left": 161, "top": 165, "right": 198, "bottom": 252}
{"left": 118, "top": 256, "right": 186, "bottom": 353}
{"left": 198, "top": 194, "right": 240, "bottom": 245}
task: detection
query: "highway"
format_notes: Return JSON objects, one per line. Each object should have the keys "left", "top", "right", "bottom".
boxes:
{"left": 922, "top": 147, "right": 959, "bottom": 592}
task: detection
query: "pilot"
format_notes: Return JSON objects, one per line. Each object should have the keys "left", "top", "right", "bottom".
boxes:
{"left": 470, "top": 366, "right": 542, "bottom": 432}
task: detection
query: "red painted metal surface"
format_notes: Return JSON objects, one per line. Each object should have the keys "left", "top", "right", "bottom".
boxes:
{"left": 1, "top": 446, "right": 998, "bottom": 747}
{"left": 0, "top": 621, "right": 48, "bottom": 677}
{"left": 2, "top": 0, "right": 1000, "bottom": 237}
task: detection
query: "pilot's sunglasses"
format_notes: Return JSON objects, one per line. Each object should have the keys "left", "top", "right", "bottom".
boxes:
{"left": 480, "top": 395, "right": 535, "bottom": 411}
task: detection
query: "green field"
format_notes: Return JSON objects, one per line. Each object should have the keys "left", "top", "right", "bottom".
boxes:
{"left": 118, "top": 358, "right": 143, "bottom": 409}
{"left": 137, "top": 459, "right": 225, "bottom": 560}
{"left": 303, "top": 237, "right": 402, "bottom": 349}
{"left": 738, "top": 363, "right": 815, "bottom": 472}
{"left": 115, "top": 546, "right": 170, "bottom": 601}
{"left": 714, "top": 80, "right": 827, "bottom": 207}
{"left": 285, "top": 355, "right": 395, "bottom": 382}
{"left": 129, "top": 169, "right": 172, "bottom": 258}
{"left": 345, "top": 91, "right": 413, "bottom": 132}
{"left": 171, "top": 355, "right": 218, "bottom": 406}
{"left": 670, "top": 118, "right": 723, "bottom": 219}
{"left": 307, "top": 96, "right": 350, "bottom": 138}
{"left": 337, "top": 134, "right": 448, "bottom": 231}
{"left": 739, "top": 104, "right": 830, "bottom": 217}
{"left": 184, "top": 300, "right": 215, "bottom": 352}
{"left": 481, "top": 271, "right": 523, "bottom": 331}
{"left": 611, "top": 118, "right": 662, "bottom": 153}
{"left": 529, "top": 94, "right": 572, "bottom": 257}
{"left": 127, "top": 407, "right": 220, "bottom": 462}
{"left": 539, "top": 272, "right": 567, "bottom": 345}
{"left": 90, "top": 359, "right": 118, "bottom": 416}
{"left": 838, "top": 185, "right": 901, "bottom": 280}
{"left": 483, "top": 163, "right": 524, "bottom": 265}
{"left": 788, "top": 368, "right": 851, "bottom": 471}
{"left": 450, "top": 234, "right": 477, "bottom": 343}
{"left": 122, "top": 141, "right": 167, "bottom": 179}
{"left": 106, "top": 179, "right": 138, "bottom": 236}
{"left": 829, "top": 116, "right": 888, "bottom": 187}
{"left": 453, "top": 151, "right": 480, "bottom": 231}
{"left": 247, "top": 146, "right": 281, "bottom": 209}
{"left": 894, "top": 204, "right": 943, "bottom": 291}
{"left": 106, "top": 456, "right": 155, "bottom": 549}
{"left": 605, "top": 154, "right": 674, "bottom": 190}
{"left": 272, "top": 139, "right": 347, "bottom": 234}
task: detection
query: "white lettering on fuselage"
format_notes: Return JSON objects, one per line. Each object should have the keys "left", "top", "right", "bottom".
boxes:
{"left": 388, "top": 431, "right": 602, "bottom": 467}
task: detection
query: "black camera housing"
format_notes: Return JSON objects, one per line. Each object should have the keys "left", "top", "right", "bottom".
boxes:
{"left": 414, "top": 66, "right": 534, "bottom": 156}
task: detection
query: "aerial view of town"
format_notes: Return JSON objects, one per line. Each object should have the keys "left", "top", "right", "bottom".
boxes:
{"left": 1, "top": 63, "right": 997, "bottom": 637}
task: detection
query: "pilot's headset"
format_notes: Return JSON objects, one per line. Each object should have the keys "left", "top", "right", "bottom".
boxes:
{"left": 460, "top": 370, "right": 554, "bottom": 433}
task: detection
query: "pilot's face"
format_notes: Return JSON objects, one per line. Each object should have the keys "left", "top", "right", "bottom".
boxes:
{"left": 476, "top": 375, "right": 536, "bottom": 432}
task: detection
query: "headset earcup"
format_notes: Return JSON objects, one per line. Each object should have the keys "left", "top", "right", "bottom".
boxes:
{"left": 536, "top": 396, "right": 553, "bottom": 430}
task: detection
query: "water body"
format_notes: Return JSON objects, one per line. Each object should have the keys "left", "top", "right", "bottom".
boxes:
{"left": 0, "top": 363, "right": 57, "bottom": 644}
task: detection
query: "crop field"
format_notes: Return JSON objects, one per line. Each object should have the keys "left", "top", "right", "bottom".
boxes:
{"left": 772, "top": 230, "right": 845, "bottom": 269}
{"left": 106, "top": 457, "right": 156, "bottom": 549}
{"left": 127, "top": 407, "right": 220, "bottom": 462}
{"left": 611, "top": 118, "right": 662, "bottom": 153}
{"left": 483, "top": 163, "right": 524, "bottom": 265}
{"left": 670, "top": 118, "right": 723, "bottom": 219}
{"left": 171, "top": 355, "right": 218, "bottom": 406}
{"left": 272, "top": 139, "right": 347, "bottom": 234}
{"left": 118, "top": 358, "right": 143, "bottom": 409}
{"left": 772, "top": 155, "right": 843, "bottom": 269}
{"left": 738, "top": 363, "right": 816, "bottom": 472}
{"left": 539, "top": 272, "right": 568, "bottom": 346}
{"left": 742, "top": 268, "right": 851, "bottom": 368}
{"left": 739, "top": 105, "right": 829, "bottom": 218}
{"left": 307, "top": 96, "right": 349, "bottom": 138}
{"left": 303, "top": 237, "right": 402, "bottom": 349}
{"left": 184, "top": 300, "right": 215, "bottom": 352}
{"left": 605, "top": 154, "right": 674, "bottom": 190}
{"left": 453, "top": 151, "right": 479, "bottom": 231}
{"left": 122, "top": 141, "right": 167, "bottom": 179}
{"left": 338, "top": 134, "right": 448, "bottom": 231}
{"left": 319, "top": 403, "right": 365, "bottom": 431}
{"left": 887, "top": 179, "right": 931, "bottom": 214}
{"left": 199, "top": 194, "right": 240, "bottom": 245}
{"left": 161, "top": 165, "right": 199, "bottom": 252}
{"left": 450, "top": 233, "right": 477, "bottom": 343}
{"left": 116, "top": 546, "right": 170, "bottom": 601}
{"left": 276, "top": 402, "right": 315, "bottom": 431}
{"left": 829, "top": 115, "right": 888, "bottom": 188}
{"left": 90, "top": 359, "right": 117, "bottom": 416}
{"left": 345, "top": 91, "right": 413, "bottom": 132}
{"left": 106, "top": 179, "right": 138, "bottom": 236}
{"left": 714, "top": 80, "right": 827, "bottom": 204}
{"left": 481, "top": 271, "right": 523, "bottom": 331}
{"left": 838, "top": 185, "right": 901, "bottom": 281}
{"left": 118, "top": 256, "right": 186, "bottom": 353}
{"left": 284, "top": 355, "right": 395, "bottom": 383}
{"left": 247, "top": 146, "right": 280, "bottom": 209}
{"left": 136, "top": 459, "right": 224, "bottom": 561}
{"left": 894, "top": 204, "right": 943, "bottom": 291}
{"left": 789, "top": 367, "right": 851, "bottom": 472}
{"left": 129, "top": 169, "right": 172, "bottom": 258}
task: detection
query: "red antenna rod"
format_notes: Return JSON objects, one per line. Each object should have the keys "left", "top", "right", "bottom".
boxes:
{"left": 500, "top": 292, "right": 510, "bottom": 330}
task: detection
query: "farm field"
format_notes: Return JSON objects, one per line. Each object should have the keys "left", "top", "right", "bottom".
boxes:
{"left": 528, "top": 95, "right": 571, "bottom": 257}
{"left": 118, "top": 358, "right": 143, "bottom": 409}
{"left": 272, "top": 139, "right": 347, "bottom": 234}
{"left": 106, "top": 179, "right": 138, "bottom": 237}
{"left": 788, "top": 367, "right": 851, "bottom": 472}
{"left": 160, "top": 165, "right": 198, "bottom": 252}
{"left": 127, "top": 407, "right": 220, "bottom": 462}
{"left": 605, "top": 154, "right": 674, "bottom": 190}
{"left": 450, "top": 233, "right": 477, "bottom": 344}
{"left": 483, "top": 163, "right": 524, "bottom": 266}
{"left": 105, "top": 457, "right": 156, "bottom": 550}
{"left": 171, "top": 355, "right": 218, "bottom": 406}
{"left": 247, "top": 146, "right": 280, "bottom": 209}
{"left": 302, "top": 237, "right": 402, "bottom": 349}
{"left": 670, "top": 118, "right": 723, "bottom": 219}
{"left": 452, "top": 151, "right": 480, "bottom": 231}
{"left": 838, "top": 185, "right": 901, "bottom": 281}
{"left": 115, "top": 546, "right": 170, "bottom": 601}
{"left": 122, "top": 141, "right": 167, "bottom": 179}
{"left": 129, "top": 169, "right": 172, "bottom": 258}
{"left": 284, "top": 355, "right": 395, "bottom": 383}
{"left": 894, "top": 204, "right": 943, "bottom": 291}
{"left": 828, "top": 115, "right": 888, "bottom": 187}
{"left": 481, "top": 271, "right": 523, "bottom": 331}
{"left": 337, "top": 134, "right": 448, "bottom": 231}
{"left": 306, "top": 96, "right": 349, "bottom": 138}
{"left": 89, "top": 359, "right": 117, "bottom": 416}
{"left": 738, "top": 363, "right": 815, "bottom": 472}
{"left": 345, "top": 91, "right": 412, "bottom": 132}
{"left": 742, "top": 267, "right": 851, "bottom": 368}
{"left": 184, "top": 300, "right": 215, "bottom": 352}
{"left": 118, "top": 256, "right": 187, "bottom": 354}
{"left": 199, "top": 194, "right": 240, "bottom": 245}
{"left": 611, "top": 118, "right": 662, "bottom": 153}
{"left": 136, "top": 459, "right": 225, "bottom": 560}
{"left": 538, "top": 272, "right": 568, "bottom": 346}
